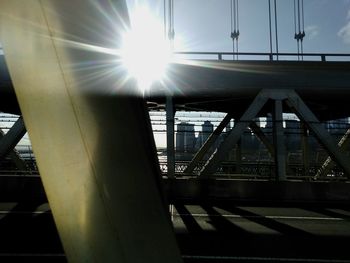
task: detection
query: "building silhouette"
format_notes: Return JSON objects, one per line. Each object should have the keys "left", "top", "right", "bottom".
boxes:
{"left": 176, "top": 122, "right": 196, "bottom": 153}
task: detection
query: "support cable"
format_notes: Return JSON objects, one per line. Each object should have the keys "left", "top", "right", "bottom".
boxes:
{"left": 300, "top": 0, "right": 305, "bottom": 59}
{"left": 230, "top": 0, "right": 235, "bottom": 59}
{"left": 274, "top": 0, "right": 279, "bottom": 60}
{"left": 236, "top": 0, "right": 239, "bottom": 59}
{"left": 233, "top": 0, "right": 236, "bottom": 32}
{"left": 268, "top": 0, "right": 273, "bottom": 58}
{"left": 297, "top": 0, "right": 301, "bottom": 33}
{"left": 293, "top": 0, "right": 300, "bottom": 60}
{"left": 230, "top": 0, "right": 240, "bottom": 60}
{"left": 294, "top": 0, "right": 306, "bottom": 60}
{"left": 171, "top": 0, "right": 174, "bottom": 37}
{"left": 164, "top": 0, "right": 167, "bottom": 38}
{"left": 167, "top": 0, "right": 175, "bottom": 49}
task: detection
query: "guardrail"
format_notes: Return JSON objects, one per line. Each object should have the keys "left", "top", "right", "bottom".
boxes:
{"left": 1, "top": 48, "right": 349, "bottom": 62}
{"left": 174, "top": 51, "right": 350, "bottom": 62}
{"left": 159, "top": 160, "right": 348, "bottom": 181}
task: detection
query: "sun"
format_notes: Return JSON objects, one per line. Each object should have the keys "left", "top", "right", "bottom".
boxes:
{"left": 121, "top": 6, "right": 172, "bottom": 94}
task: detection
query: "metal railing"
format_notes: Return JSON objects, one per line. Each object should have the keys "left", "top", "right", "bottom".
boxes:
{"left": 2, "top": 48, "right": 349, "bottom": 62}
{"left": 159, "top": 160, "right": 348, "bottom": 182}
{"left": 174, "top": 51, "right": 350, "bottom": 62}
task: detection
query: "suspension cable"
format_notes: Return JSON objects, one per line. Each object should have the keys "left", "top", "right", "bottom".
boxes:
{"left": 164, "top": 0, "right": 167, "bottom": 38}
{"left": 230, "top": 0, "right": 240, "bottom": 60}
{"left": 167, "top": 0, "right": 175, "bottom": 49}
{"left": 233, "top": 0, "right": 236, "bottom": 31}
{"left": 301, "top": 0, "right": 305, "bottom": 32}
{"left": 268, "top": 0, "right": 273, "bottom": 57}
{"left": 294, "top": 0, "right": 300, "bottom": 59}
{"left": 294, "top": 0, "right": 300, "bottom": 60}
{"left": 293, "top": 0, "right": 297, "bottom": 36}
{"left": 236, "top": 0, "right": 239, "bottom": 58}
{"left": 236, "top": 0, "right": 239, "bottom": 34}
{"left": 293, "top": 0, "right": 306, "bottom": 60}
{"left": 230, "top": 0, "right": 235, "bottom": 59}
{"left": 171, "top": 0, "right": 174, "bottom": 36}
{"left": 274, "top": 0, "right": 279, "bottom": 60}
{"left": 301, "top": 0, "right": 305, "bottom": 57}
{"left": 230, "top": 0, "right": 233, "bottom": 33}
{"left": 297, "top": 0, "right": 301, "bottom": 33}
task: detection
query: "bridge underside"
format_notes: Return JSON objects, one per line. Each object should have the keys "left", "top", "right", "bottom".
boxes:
{"left": 1, "top": 58, "right": 350, "bottom": 120}
{"left": 148, "top": 60, "right": 350, "bottom": 120}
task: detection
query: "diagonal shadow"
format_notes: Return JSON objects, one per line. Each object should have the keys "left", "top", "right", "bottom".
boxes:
{"left": 174, "top": 204, "right": 203, "bottom": 234}
{"left": 200, "top": 204, "right": 246, "bottom": 235}
{"left": 303, "top": 206, "right": 350, "bottom": 220}
{"left": 216, "top": 205, "right": 312, "bottom": 237}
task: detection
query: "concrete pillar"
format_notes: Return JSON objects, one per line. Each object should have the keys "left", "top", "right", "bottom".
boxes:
{"left": 0, "top": 1, "right": 182, "bottom": 262}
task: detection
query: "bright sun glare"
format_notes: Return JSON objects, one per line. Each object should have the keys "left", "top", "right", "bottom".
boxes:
{"left": 121, "top": 7, "right": 171, "bottom": 93}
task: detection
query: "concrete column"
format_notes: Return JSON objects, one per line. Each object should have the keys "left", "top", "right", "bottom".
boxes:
{"left": 0, "top": 1, "right": 182, "bottom": 262}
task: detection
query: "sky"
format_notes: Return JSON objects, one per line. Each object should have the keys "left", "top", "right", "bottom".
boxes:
{"left": 127, "top": 0, "right": 350, "bottom": 54}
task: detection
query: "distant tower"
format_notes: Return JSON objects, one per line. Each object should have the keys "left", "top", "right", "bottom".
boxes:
{"left": 202, "top": 120, "right": 214, "bottom": 144}
{"left": 195, "top": 120, "right": 214, "bottom": 150}
{"left": 176, "top": 122, "right": 196, "bottom": 153}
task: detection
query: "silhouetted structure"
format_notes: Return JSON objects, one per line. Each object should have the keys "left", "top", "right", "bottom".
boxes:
{"left": 176, "top": 122, "right": 196, "bottom": 153}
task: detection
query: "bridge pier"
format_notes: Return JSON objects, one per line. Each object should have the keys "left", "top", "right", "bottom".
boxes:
{"left": 0, "top": 1, "right": 182, "bottom": 262}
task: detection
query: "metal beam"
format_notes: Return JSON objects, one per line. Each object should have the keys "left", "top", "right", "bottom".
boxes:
{"left": 249, "top": 121, "right": 274, "bottom": 156}
{"left": 184, "top": 114, "right": 232, "bottom": 174}
{"left": 286, "top": 91, "right": 350, "bottom": 178}
{"left": 0, "top": 116, "right": 26, "bottom": 161}
{"left": 235, "top": 139, "right": 242, "bottom": 173}
{"left": 315, "top": 128, "right": 350, "bottom": 179}
{"left": 0, "top": 129, "right": 27, "bottom": 171}
{"left": 301, "top": 122, "right": 310, "bottom": 178}
{"left": 166, "top": 97, "right": 175, "bottom": 178}
{"left": 200, "top": 90, "right": 269, "bottom": 177}
{"left": 273, "top": 100, "right": 286, "bottom": 181}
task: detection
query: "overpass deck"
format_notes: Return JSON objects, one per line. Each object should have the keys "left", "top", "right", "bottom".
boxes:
{"left": 1, "top": 53, "right": 350, "bottom": 119}
{"left": 149, "top": 57, "right": 350, "bottom": 120}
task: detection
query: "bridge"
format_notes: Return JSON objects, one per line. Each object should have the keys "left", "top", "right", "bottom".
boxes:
{"left": 0, "top": 0, "right": 350, "bottom": 262}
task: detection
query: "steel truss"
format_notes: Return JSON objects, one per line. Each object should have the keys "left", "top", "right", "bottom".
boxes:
{"left": 177, "top": 89, "right": 350, "bottom": 180}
